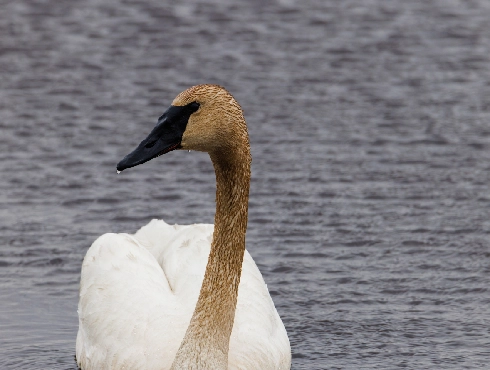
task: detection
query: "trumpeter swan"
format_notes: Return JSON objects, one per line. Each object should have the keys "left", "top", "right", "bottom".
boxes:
{"left": 76, "top": 85, "right": 291, "bottom": 370}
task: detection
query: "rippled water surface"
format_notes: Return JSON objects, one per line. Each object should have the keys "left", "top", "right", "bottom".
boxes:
{"left": 2, "top": 0, "right": 490, "bottom": 369}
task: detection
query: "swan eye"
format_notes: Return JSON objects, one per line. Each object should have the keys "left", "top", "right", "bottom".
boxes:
{"left": 189, "top": 101, "right": 200, "bottom": 113}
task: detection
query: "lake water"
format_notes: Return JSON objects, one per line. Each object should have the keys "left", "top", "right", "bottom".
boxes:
{"left": 1, "top": 0, "right": 490, "bottom": 369}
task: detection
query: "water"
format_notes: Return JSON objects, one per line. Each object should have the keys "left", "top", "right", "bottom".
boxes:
{"left": 1, "top": 0, "right": 490, "bottom": 368}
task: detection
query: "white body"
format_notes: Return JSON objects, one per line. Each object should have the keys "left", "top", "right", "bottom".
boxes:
{"left": 76, "top": 219, "right": 291, "bottom": 369}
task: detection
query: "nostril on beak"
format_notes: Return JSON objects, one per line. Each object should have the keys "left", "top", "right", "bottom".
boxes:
{"left": 145, "top": 139, "right": 157, "bottom": 149}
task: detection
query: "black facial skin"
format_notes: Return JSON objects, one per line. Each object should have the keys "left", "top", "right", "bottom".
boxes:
{"left": 116, "top": 101, "right": 200, "bottom": 172}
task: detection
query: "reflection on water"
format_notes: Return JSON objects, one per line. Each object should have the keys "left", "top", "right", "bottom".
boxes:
{"left": 1, "top": 0, "right": 490, "bottom": 369}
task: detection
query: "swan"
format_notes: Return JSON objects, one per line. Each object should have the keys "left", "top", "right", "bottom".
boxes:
{"left": 76, "top": 84, "right": 291, "bottom": 370}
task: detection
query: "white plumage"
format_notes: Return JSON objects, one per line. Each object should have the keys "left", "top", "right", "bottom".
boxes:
{"left": 76, "top": 219, "right": 291, "bottom": 369}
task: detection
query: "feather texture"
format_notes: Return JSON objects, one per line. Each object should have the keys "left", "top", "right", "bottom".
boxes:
{"left": 76, "top": 220, "right": 291, "bottom": 369}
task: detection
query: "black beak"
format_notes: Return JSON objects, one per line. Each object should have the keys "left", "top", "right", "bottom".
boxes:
{"left": 116, "top": 102, "right": 200, "bottom": 172}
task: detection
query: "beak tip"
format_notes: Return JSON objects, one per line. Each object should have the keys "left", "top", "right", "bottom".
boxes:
{"left": 116, "top": 158, "right": 129, "bottom": 173}
{"left": 116, "top": 148, "right": 147, "bottom": 172}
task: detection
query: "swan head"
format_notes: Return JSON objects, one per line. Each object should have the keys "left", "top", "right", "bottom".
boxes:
{"left": 116, "top": 84, "right": 248, "bottom": 172}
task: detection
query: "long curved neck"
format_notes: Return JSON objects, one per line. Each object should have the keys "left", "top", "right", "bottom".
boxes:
{"left": 171, "top": 143, "right": 251, "bottom": 370}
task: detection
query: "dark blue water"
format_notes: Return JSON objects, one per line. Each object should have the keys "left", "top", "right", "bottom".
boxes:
{"left": 2, "top": 0, "right": 490, "bottom": 368}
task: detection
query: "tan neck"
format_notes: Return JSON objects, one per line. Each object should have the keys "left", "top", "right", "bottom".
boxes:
{"left": 171, "top": 144, "right": 251, "bottom": 370}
